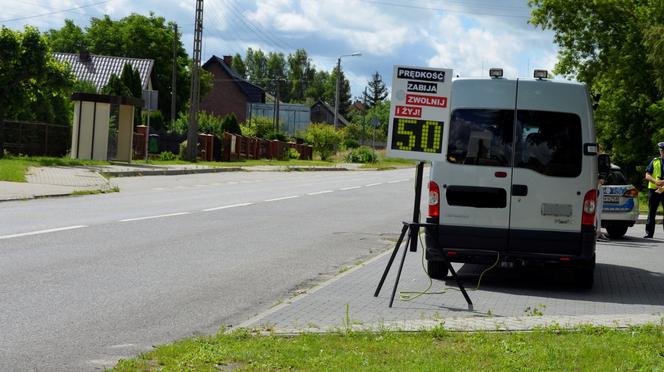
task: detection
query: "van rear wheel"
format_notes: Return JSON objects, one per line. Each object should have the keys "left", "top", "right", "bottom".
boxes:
{"left": 427, "top": 260, "right": 449, "bottom": 280}
{"left": 606, "top": 224, "right": 628, "bottom": 239}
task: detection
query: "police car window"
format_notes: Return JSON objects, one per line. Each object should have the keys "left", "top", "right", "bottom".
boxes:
{"left": 446, "top": 109, "right": 514, "bottom": 166}
{"left": 606, "top": 169, "right": 627, "bottom": 185}
{"left": 515, "top": 110, "right": 582, "bottom": 177}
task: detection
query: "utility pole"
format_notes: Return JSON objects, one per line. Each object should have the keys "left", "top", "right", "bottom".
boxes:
{"left": 333, "top": 57, "right": 341, "bottom": 130}
{"left": 362, "top": 87, "right": 368, "bottom": 145}
{"left": 186, "top": 0, "right": 203, "bottom": 162}
{"left": 171, "top": 23, "right": 178, "bottom": 128}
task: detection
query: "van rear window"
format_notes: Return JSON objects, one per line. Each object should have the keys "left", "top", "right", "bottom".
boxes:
{"left": 515, "top": 110, "right": 582, "bottom": 177}
{"left": 446, "top": 109, "right": 514, "bottom": 166}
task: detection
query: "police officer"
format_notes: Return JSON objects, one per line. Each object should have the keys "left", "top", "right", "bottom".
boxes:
{"left": 644, "top": 142, "right": 664, "bottom": 238}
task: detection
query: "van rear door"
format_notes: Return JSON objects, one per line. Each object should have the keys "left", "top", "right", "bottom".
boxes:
{"left": 439, "top": 79, "right": 516, "bottom": 252}
{"left": 508, "top": 80, "right": 588, "bottom": 255}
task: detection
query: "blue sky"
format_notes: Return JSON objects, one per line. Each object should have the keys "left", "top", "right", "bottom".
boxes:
{"left": 1, "top": 0, "right": 560, "bottom": 100}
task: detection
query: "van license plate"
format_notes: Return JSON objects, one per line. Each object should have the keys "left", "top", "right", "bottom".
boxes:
{"left": 604, "top": 195, "right": 620, "bottom": 204}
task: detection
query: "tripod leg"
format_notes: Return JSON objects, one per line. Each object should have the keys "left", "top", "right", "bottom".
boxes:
{"left": 374, "top": 224, "right": 409, "bottom": 297}
{"left": 446, "top": 261, "right": 473, "bottom": 306}
{"left": 389, "top": 225, "right": 412, "bottom": 307}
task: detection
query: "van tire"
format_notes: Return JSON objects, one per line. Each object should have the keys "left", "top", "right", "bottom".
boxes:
{"left": 427, "top": 260, "right": 449, "bottom": 280}
{"left": 606, "top": 224, "right": 628, "bottom": 239}
{"left": 574, "top": 258, "right": 595, "bottom": 289}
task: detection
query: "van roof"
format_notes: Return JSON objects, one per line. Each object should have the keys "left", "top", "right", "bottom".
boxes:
{"left": 452, "top": 76, "right": 585, "bottom": 87}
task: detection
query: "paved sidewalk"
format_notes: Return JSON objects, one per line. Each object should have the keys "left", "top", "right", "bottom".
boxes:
{"left": 239, "top": 230, "right": 664, "bottom": 333}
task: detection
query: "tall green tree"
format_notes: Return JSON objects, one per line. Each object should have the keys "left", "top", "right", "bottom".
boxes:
{"left": 287, "top": 49, "right": 315, "bottom": 103}
{"left": 304, "top": 70, "right": 330, "bottom": 104}
{"left": 120, "top": 63, "right": 142, "bottom": 98}
{"left": 0, "top": 26, "right": 73, "bottom": 157}
{"left": 265, "top": 52, "right": 288, "bottom": 101}
{"left": 363, "top": 71, "right": 388, "bottom": 108}
{"left": 325, "top": 66, "right": 352, "bottom": 117}
{"left": 529, "top": 0, "right": 664, "bottom": 181}
{"left": 44, "top": 19, "right": 87, "bottom": 53}
{"left": 244, "top": 48, "right": 268, "bottom": 85}
{"left": 231, "top": 53, "right": 246, "bottom": 78}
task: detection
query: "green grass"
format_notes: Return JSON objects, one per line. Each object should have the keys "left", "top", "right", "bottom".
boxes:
{"left": 113, "top": 324, "right": 664, "bottom": 371}
{"left": 0, "top": 156, "right": 108, "bottom": 182}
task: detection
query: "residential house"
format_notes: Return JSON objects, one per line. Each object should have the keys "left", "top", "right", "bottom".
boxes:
{"left": 53, "top": 51, "right": 154, "bottom": 91}
{"left": 201, "top": 55, "right": 266, "bottom": 123}
{"left": 310, "top": 100, "right": 349, "bottom": 128}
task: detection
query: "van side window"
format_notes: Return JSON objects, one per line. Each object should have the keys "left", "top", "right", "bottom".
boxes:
{"left": 515, "top": 110, "right": 582, "bottom": 177}
{"left": 446, "top": 109, "right": 514, "bottom": 166}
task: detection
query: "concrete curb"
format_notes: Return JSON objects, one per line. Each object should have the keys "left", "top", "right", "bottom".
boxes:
{"left": 100, "top": 167, "right": 243, "bottom": 177}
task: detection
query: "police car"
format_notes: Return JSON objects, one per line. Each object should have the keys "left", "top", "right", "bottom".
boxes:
{"left": 600, "top": 165, "right": 639, "bottom": 238}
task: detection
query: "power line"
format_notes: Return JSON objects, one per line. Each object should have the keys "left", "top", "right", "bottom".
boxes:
{"left": 221, "top": 0, "right": 292, "bottom": 53}
{"left": 0, "top": 0, "right": 111, "bottom": 23}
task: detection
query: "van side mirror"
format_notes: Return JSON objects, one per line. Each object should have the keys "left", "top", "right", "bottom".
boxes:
{"left": 598, "top": 154, "right": 611, "bottom": 176}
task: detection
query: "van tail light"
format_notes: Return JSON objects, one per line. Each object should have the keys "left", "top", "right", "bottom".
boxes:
{"left": 582, "top": 189, "right": 597, "bottom": 226}
{"left": 428, "top": 181, "right": 440, "bottom": 218}
{"left": 623, "top": 188, "right": 639, "bottom": 198}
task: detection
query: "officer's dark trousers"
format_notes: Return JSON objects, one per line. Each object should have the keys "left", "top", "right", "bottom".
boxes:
{"left": 646, "top": 189, "right": 664, "bottom": 236}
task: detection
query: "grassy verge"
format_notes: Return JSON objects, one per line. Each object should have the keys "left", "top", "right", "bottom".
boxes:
{"left": 113, "top": 324, "right": 663, "bottom": 371}
{"left": 135, "top": 159, "right": 338, "bottom": 167}
{"left": 0, "top": 156, "right": 108, "bottom": 182}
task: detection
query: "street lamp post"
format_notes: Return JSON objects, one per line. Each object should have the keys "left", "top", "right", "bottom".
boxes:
{"left": 334, "top": 52, "right": 361, "bottom": 130}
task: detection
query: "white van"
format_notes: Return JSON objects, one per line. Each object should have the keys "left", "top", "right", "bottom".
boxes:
{"left": 425, "top": 70, "right": 599, "bottom": 288}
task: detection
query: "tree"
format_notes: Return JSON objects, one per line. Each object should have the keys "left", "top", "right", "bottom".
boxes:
{"left": 120, "top": 63, "right": 142, "bottom": 98}
{"left": 529, "top": 0, "right": 664, "bottom": 182}
{"left": 265, "top": 52, "right": 288, "bottom": 101}
{"left": 363, "top": 71, "right": 388, "bottom": 107}
{"left": 231, "top": 53, "right": 246, "bottom": 78}
{"left": 287, "top": 49, "right": 314, "bottom": 103}
{"left": 44, "top": 19, "right": 87, "bottom": 53}
{"left": 325, "top": 66, "right": 352, "bottom": 117}
{"left": 244, "top": 48, "right": 268, "bottom": 85}
{"left": 221, "top": 113, "right": 241, "bottom": 135}
{"left": 304, "top": 70, "right": 330, "bottom": 103}
{"left": 0, "top": 26, "right": 73, "bottom": 157}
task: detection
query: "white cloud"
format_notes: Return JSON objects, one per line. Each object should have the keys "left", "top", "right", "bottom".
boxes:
{"left": 425, "top": 14, "right": 524, "bottom": 78}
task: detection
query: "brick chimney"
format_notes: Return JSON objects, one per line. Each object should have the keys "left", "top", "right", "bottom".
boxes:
{"left": 79, "top": 49, "right": 91, "bottom": 62}
{"left": 223, "top": 55, "right": 232, "bottom": 66}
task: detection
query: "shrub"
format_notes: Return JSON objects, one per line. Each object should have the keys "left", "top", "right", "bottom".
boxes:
{"left": 343, "top": 138, "right": 360, "bottom": 149}
{"left": 159, "top": 151, "right": 176, "bottom": 161}
{"left": 287, "top": 148, "right": 300, "bottom": 160}
{"left": 266, "top": 131, "right": 287, "bottom": 141}
{"left": 304, "top": 123, "right": 342, "bottom": 161}
{"left": 221, "top": 113, "right": 241, "bottom": 135}
{"left": 345, "top": 146, "right": 378, "bottom": 163}
{"left": 241, "top": 116, "right": 276, "bottom": 139}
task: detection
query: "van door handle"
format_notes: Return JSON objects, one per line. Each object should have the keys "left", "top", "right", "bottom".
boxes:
{"left": 512, "top": 184, "right": 528, "bottom": 196}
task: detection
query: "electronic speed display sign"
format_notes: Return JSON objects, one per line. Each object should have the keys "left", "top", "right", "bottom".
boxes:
{"left": 386, "top": 65, "right": 453, "bottom": 161}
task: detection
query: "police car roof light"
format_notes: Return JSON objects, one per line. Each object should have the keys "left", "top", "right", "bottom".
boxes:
{"left": 489, "top": 68, "right": 503, "bottom": 78}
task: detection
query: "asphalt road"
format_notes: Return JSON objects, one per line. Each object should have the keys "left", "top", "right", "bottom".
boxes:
{"left": 0, "top": 169, "right": 417, "bottom": 371}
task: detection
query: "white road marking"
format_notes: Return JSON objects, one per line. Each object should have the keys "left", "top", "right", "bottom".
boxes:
{"left": 202, "top": 203, "right": 253, "bottom": 212}
{"left": 153, "top": 187, "right": 165, "bottom": 191}
{"left": 307, "top": 190, "right": 333, "bottom": 195}
{"left": 340, "top": 186, "right": 361, "bottom": 191}
{"left": 387, "top": 180, "right": 404, "bottom": 184}
{"left": 119, "top": 212, "right": 190, "bottom": 222}
{"left": 364, "top": 183, "right": 382, "bottom": 187}
{"left": 228, "top": 182, "right": 239, "bottom": 185}
{"left": 211, "top": 183, "right": 222, "bottom": 186}
{"left": 0, "top": 225, "right": 87, "bottom": 240}
{"left": 264, "top": 195, "right": 299, "bottom": 202}
{"left": 193, "top": 184, "right": 206, "bottom": 187}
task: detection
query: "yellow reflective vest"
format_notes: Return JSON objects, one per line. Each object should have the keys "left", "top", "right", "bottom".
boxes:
{"left": 648, "top": 157, "right": 662, "bottom": 189}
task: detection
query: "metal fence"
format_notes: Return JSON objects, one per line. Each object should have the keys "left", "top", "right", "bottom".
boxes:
{"left": 2, "top": 120, "right": 70, "bottom": 157}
